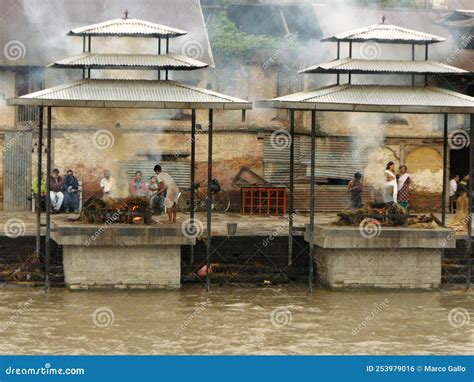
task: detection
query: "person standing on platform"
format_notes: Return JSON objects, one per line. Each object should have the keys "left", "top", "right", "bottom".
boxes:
{"left": 154, "top": 164, "right": 180, "bottom": 224}
{"left": 397, "top": 165, "right": 411, "bottom": 210}
{"left": 449, "top": 174, "right": 460, "bottom": 212}
{"left": 100, "top": 170, "right": 116, "bottom": 199}
{"left": 347, "top": 172, "right": 363, "bottom": 209}
{"left": 384, "top": 161, "right": 398, "bottom": 203}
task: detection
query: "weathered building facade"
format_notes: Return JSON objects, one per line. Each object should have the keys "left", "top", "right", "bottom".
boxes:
{"left": 0, "top": 0, "right": 472, "bottom": 212}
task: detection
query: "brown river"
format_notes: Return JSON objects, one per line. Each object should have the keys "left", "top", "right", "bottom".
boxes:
{"left": 0, "top": 286, "right": 472, "bottom": 355}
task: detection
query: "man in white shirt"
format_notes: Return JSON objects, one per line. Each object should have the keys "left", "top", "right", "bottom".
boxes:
{"left": 100, "top": 170, "right": 116, "bottom": 199}
{"left": 154, "top": 164, "right": 180, "bottom": 223}
{"left": 450, "top": 174, "right": 459, "bottom": 198}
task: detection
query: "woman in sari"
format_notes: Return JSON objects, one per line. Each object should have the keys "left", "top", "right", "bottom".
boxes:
{"left": 397, "top": 165, "right": 410, "bottom": 210}
{"left": 384, "top": 161, "right": 398, "bottom": 203}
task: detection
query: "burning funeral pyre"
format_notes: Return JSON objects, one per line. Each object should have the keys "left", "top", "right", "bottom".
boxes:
{"left": 80, "top": 197, "right": 153, "bottom": 225}
{"left": 336, "top": 202, "right": 438, "bottom": 229}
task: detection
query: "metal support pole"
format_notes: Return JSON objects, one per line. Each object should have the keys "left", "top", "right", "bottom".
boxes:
{"left": 309, "top": 110, "right": 316, "bottom": 292}
{"left": 88, "top": 36, "right": 91, "bottom": 52}
{"left": 45, "top": 107, "right": 52, "bottom": 292}
{"left": 35, "top": 107, "right": 43, "bottom": 261}
{"left": 425, "top": 44, "right": 429, "bottom": 60}
{"left": 288, "top": 110, "right": 295, "bottom": 266}
{"left": 166, "top": 70, "right": 168, "bottom": 80}
{"left": 166, "top": 37, "right": 169, "bottom": 53}
{"left": 442, "top": 114, "right": 448, "bottom": 226}
{"left": 349, "top": 42, "right": 352, "bottom": 58}
{"left": 348, "top": 73, "right": 351, "bottom": 84}
{"left": 190, "top": 109, "right": 196, "bottom": 265}
{"left": 336, "top": 42, "right": 340, "bottom": 59}
{"left": 466, "top": 114, "right": 474, "bottom": 284}
{"left": 158, "top": 38, "right": 161, "bottom": 54}
{"left": 206, "top": 109, "right": 213, "bottom": 291}
{"left": 411, "top": 45, "right": 415, "bottom": 86}
{"left": 82, "top": 36, "right": 86, "bottom": 53}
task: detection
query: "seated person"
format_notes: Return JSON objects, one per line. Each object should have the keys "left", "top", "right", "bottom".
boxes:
{"left": 49, "top": 168, "right": 64, "bottom": 213}
{"left": 129, "top": 171, "right": 147, "bottom": 196}
{"left": 63, "top": 169, "right": 80, "bottom": 213}
{"left": 148, "top": 176, "right": 164, "bottom": 213}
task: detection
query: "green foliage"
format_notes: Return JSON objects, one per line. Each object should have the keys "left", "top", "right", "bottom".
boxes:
{"left": 207, "top": 12, "right": 283, "bottom": 62}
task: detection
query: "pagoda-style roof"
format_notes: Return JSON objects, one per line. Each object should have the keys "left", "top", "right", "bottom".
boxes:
{"left": 48, "top": 53, "right": 208, "bottom": 70}
{"left": 7, "top": 79, "right": 251, "bottom": 110}
{"left": 321, "top": 23, "right": 445, "bottom": 44}
{"left": 299, "top": 58, "right": 468, "bottom": 75}
{"left": 256, "top": 84, "right": 474, "bottom": 113}
{"left": 68, "top": 17, "right": 187, "bottom": 38}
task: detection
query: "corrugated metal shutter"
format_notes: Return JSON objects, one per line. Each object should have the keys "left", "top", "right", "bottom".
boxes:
{"left": 299, "top": 136, "right": 364, "bottom": 180}
{"left": 264, "top": 134, "right": 371, "bottom": 212}
{"left": 294, "top": 184, "right": 374, "bottom": 212}
{"left": 119, "top": 160, "right": 190, "bottom": 189}
{"left": 3, "top": 131, "right": 33, "bottom": 211}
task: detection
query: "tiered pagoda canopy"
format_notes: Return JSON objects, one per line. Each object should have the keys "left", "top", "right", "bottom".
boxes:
{"left": 257, "top": 19, "right": 474, "bottom": 113}
{"left": 8, "top": 12, "right": 251, "bottom": 110}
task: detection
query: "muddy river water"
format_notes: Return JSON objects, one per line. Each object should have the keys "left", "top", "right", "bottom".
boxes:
{"left": 0, "top": 286, "right": 472, "bottom": 354}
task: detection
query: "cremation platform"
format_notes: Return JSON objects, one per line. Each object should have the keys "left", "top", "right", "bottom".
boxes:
{"left": 51, "top": 221, "right": 194, "bottom": 290}
{"left": 305, "top": 225, "right": 456, "bottom": 289}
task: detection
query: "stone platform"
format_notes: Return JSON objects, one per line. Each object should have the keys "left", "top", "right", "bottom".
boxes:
{"left": 51, "top": 221, "right": 194, "bottom": 290}
{"left": 305, "top": 225, "right": 456, "bottom": 289}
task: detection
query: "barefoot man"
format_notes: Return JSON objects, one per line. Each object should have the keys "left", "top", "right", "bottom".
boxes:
{"left": 154, "top": 164, "right": 179, "bottom": 224}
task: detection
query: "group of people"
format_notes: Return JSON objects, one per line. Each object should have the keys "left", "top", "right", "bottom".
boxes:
{"left": 32, "top": 168, "right": 80, "bottom": 213}
{"left": 348, "top": 161, "right": 411, "bottom": 209}
{"left": 32, "top": 164, "right": 180, "bottom": 223}
{"left": 99, "top": 165, "right": 180, "bottom": 224}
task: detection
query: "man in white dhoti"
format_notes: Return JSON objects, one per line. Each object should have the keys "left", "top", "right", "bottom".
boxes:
{"left": 154, "top": 164, "right": 180, "bottom": 224}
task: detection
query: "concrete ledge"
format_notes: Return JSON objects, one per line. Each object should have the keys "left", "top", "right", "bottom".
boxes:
{"left": 315, "top": 248, "right": 441, "bottom": 289}
{"left": 52, "top": 221, "right": 195, "bottom": 246}
{"left": 305, "top": 225, "right": 456, "bottom": 249}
